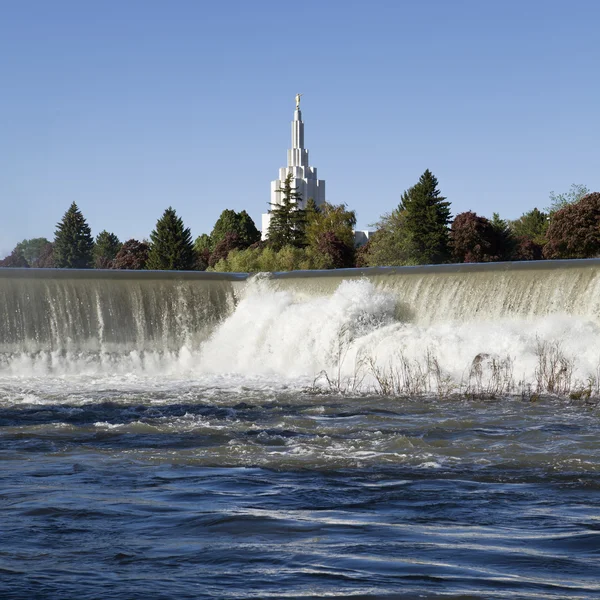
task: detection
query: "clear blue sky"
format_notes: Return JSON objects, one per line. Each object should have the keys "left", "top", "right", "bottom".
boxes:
{"left": 1, "top": 0, "right": 598, "bottom": 257}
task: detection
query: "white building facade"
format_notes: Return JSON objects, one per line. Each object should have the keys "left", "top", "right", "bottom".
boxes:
{"left": 261, "top": 99, "right": 326, "bottom": 238}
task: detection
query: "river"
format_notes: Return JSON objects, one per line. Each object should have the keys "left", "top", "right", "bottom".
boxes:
{"left": 1, "top": 264, "right": 599, "bottom": 599}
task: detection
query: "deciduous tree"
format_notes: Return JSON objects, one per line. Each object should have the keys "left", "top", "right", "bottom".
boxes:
{"left": 361, "top": 208, "right": 413, "bottom": 266}
{"left": 209, "top": 209, "right": 260, "bottom": 250}
{"left": 450, "top": 211, "right": 503, "bottom": 263}
{"left": 208, "top": 232, "right": 245, "bottom": 268}
{"left": 510, "top": 208, "right": 548, "bottom": 245}
{"left": 36, "top": 243, "right": 55, "bottom": 268}
{"left": 0, "top": 250, "right": 29, "bottom": 268}
{"left": 547, "top": 183, "right": 590, "bottom": 213}
{"left": 305, "top": 202, "right": 356, "bottom": 250}
{"left": 543, "top": 192, "right": 600, "bottom": 259}
{"left": 13, "top": 238, "right": 50, "bottom": 266}
{"left": 316, "top": 231, "right": 354, "bottom": 269}
{"left": 112, "top": 239, "right": 149, "bottom": 270}
{"left": 513, "top": 237, "right": 544, "bottom": 261}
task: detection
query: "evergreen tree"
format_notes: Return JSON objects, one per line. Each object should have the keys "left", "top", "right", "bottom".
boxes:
{"left": 53, "top": 202, "right": 95, "bottom": 268}
{"left": 399, "top": 170, "right": 451, "bottom": 264}
{"left": 267, "top": 174, "right": 306, "bottom": 250}
{"left": 304, "top": 198, "right": 320, "bottom": 224}
{"left": 147, "top": 207, "right": 195, "bottom": 271}
{"left": 93, "top": 230, "right": 122, "bottom": 268}
{"left": 490, "top": 212, "right": 515, "bottom": 260}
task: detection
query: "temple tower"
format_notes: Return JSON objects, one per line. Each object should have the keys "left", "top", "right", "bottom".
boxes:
{"left": 262, "top": 96, "right": 326, "bottom": 238}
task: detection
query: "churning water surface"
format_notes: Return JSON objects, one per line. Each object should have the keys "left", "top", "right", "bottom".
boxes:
{"left": 1, "top": 274, "right": 600, "bottom": 599}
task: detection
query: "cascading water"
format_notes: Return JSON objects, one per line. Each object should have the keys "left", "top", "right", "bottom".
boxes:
{"left": 0, "top": 268, "right": 242, "bottom": 375}
{"left": 2, "top": 262, "right": 600, "bottom": 599}
{"left": 2, "top": 260, "right": 600, "bottom": 390}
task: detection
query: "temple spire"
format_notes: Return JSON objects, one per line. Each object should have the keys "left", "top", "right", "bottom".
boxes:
{"left": 291, "top": 106, "right": 305, "bottom": 151}
{"left": 261, "top": 96, "right": 326, "bottom": 238}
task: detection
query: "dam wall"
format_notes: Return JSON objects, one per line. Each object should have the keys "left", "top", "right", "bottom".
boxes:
{"left": 1, "top": 259, "right": 600, "bottom": 359}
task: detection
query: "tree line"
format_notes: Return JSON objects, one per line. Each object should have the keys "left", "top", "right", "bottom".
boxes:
{"left": 1, "top": 174, "right": 598, "bottom": 271}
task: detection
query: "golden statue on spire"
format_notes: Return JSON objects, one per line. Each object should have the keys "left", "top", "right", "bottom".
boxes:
{"left": 295, "top": 93, "right": 303, "bottom": 109}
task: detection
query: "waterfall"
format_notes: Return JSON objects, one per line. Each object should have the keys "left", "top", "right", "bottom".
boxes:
{"left": 2, "top": 260, "right": 600, "bottom": 382}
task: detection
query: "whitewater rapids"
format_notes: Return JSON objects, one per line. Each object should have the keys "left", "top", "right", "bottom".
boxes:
{"left": 1, "top": 276, "right": 599, "bottom": 398}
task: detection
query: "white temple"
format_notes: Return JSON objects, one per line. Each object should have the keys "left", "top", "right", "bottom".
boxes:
{"left": 261, "top": 95, "right": 326, "bottom": 238}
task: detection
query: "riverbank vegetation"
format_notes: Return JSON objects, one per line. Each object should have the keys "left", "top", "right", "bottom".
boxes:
{"left": 1, "top": 174, "right": 598, "bottom": 270}
{"left": 311, "top": 334, "right": 600, "bottom": 402}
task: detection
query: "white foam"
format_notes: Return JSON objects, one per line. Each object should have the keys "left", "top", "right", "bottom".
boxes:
{"left": 1, "top": 278, "right": 599, "bottom": 397}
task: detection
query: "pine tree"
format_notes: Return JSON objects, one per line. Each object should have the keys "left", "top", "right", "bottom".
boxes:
{"left": 93, "top": 230, "right": 122, "bottom": 268}
{"left": 146, "top": 207, "right": 195, "bottom": 270}
{"left": 399, "top": 170, "right": 451, "bottom": 264}
{"left": 490, "top": 212, "right": 515, "bottom": 260}
{"left": 53, "top": 202, "right": 95, "bottom": 268}
{"left": 305, "top": 198, "right": 320, "bottom": 224}
{"left": 267, "top": 174, "right": 306, "bottom": 250}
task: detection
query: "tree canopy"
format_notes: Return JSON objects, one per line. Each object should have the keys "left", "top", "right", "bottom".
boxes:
{"left": 361, "top": 208, "right": 413, "bottom": 267}
{"left": 547, "top": 184, "right": 590, "bottom": 214}
{"left": 13, "top": 238, "right": 50, "bottom": 267}
{"left": 0, "top": 250, "right": 30, "bottom": 268}
{"left": 543, "top": 192, "right": 600, "bottom": 259}
{"left": 209, "top": 209, "right": 261, "bottom": 250}
{"left": 450, "top": 211, "right": 505, "bottom": 263}
{"left": 113, "top": 239, "right": 149, "bottom": 270}
{"left": 510, "top": 208, "right": 548, "bottom": 245}
{"left": 305, "top": 202, "right": 356, "bottom": 249}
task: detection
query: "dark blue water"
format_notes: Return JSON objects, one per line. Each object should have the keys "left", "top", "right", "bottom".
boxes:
{"left": 1, "top": 385, "right": 599, "bottom": 599}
